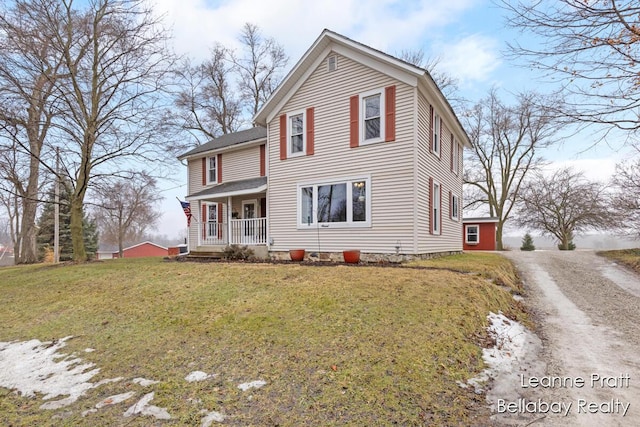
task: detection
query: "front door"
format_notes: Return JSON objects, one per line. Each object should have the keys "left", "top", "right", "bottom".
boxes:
{"left": 242, "top": 200, "right": 256, "bottom": 238}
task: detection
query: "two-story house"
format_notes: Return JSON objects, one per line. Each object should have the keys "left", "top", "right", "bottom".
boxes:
{"left": 178, "top": 29, "right": 470, "bottom": 261}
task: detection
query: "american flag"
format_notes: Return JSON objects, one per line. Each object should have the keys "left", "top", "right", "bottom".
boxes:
{"left": 180, "top": 200, "right": 192, "bottom": 227}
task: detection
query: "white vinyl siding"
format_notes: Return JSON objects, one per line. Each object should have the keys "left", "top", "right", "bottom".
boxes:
{"left": 417, "top": 92, "right": 463, "bottom": 253}
{"left": 268, "top": 53, "right": 415, "bottom": 254}
{"left": 222, "top": 145, "right": 262, "bottom": 182}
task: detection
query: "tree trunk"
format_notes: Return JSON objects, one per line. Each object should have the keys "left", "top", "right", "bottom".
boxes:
{"left": 559, "top": 233, "right": 570, "bottom": 250}
{"left": 496, "top": 220, "right": 505, "bottom": 251}
{"left": 69, "top": 196, "right": 87, "bottom": 261}
{"left": 16, "top": 149, "right": 42, "bottom": 264}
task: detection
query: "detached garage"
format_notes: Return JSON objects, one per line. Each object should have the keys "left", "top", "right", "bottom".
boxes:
{"left": 98, "top": 241, "right": 169, "bottom": 259}
{"left": 462, "top": 217, "right": 498, "bottom": 251}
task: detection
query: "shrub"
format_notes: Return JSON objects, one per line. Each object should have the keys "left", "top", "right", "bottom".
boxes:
{"left": 222, "top": 244, "right": 255, "bottom": 260}
{"left": 520, "top": 233, "right": 535, "bottom": 251}
{"left": 558, "top": 241, "right": 576, "bottom": 251}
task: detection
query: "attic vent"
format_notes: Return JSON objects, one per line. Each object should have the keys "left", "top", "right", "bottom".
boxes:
{"left": 327, "top": 55, "right": 337, "bottom": 72}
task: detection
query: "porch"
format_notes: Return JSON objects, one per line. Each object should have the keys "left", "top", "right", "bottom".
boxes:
{"left": 197, "top": 217, "right": 267, "bottom": 246}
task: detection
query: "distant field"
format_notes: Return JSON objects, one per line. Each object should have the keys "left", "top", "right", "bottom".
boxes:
{"left": 0, "top": 254, "right": 526, "bottom": 426}
{"left": 598, "top": 248, "right": 640, "bottom": 274}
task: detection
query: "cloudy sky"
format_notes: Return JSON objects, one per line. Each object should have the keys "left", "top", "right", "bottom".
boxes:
{"left": 153, "top": 0, "right": 632, "bottom": 239}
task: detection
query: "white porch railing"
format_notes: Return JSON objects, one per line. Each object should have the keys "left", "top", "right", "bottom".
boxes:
{"left": 199, "top": 218, "right": 266, "bottom": 246}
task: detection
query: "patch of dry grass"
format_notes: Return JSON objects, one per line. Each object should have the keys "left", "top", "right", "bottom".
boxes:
{"left": 407, "top": 252, "right": 522, "bottom": 292}
{"left": 597, "top": 248, "right": 640, "bottom": 274}
{"left": 0, "top": 257, "right": 526, "bottom": 426}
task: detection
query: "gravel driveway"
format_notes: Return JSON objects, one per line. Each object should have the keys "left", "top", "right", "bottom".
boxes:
{"left": 493, "top": 250, "right": 640, "bottom": 427}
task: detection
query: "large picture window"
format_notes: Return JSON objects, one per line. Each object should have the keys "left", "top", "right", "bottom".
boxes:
{"left": 298, "top": 177, "right": 371, "bottom": 228}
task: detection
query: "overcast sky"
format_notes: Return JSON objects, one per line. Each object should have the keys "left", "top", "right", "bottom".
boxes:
{"left": 152, "top": 0, "right": 632, "bottom": 239}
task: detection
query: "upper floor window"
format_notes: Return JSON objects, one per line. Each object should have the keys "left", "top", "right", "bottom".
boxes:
{"left": 452, "top": 138, "right": 459, "bottom": 175}
{"left": 288, "top": 111, "right": 305, "bottom": 157}
{"left": 359, "top": 89, "right": 385, "bottom": 145}
{"left": 433, "top": 112, "right": 441, "bottom": 157}
{"left": 207, "top": 156, "right": 217, "bottom": 184}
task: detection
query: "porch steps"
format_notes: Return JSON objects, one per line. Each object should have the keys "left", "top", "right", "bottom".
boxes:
{"left": 187, "top": 247, "right": 225, "bottom": 259}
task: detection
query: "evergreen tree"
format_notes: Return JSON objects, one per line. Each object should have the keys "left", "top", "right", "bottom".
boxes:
{"left": 520, "top": 233, "right": 536, "bottom": 251}
{"left": 37, "top": 182, "right": 98, "bottom": 261}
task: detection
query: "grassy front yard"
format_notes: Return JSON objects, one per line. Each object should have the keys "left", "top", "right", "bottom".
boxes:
{"left": 0, "top": 254, "right": 526, "bottom": 426}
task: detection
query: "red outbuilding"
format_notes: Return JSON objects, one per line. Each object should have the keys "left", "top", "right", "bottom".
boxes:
{"left": 111, "top": 241, "right": 168, "bottom": 258}
{"left": 462, "top": 217, "right": 499, "bottom": 251}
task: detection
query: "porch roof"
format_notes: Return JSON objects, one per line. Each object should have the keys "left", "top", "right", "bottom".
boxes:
{"left": 186, "top": 176, "right": 267, "bottom": 201}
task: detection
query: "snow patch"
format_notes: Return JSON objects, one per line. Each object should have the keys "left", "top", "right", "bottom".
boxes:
{"left": 123, "top": 392, "right": 171, "bottom": 420}
{"left": 237, "top": 380, "right": 266, "bottom": 391}
{"left": 460, "top": 312, "right": 542, "bottom": 394}
{"left": 132, "top": 377, "right": 160, "bottom": 387}
{"left": 185, "top": 371, "right": 212, "bottom": 382}
{"left": 95, "top": 391, "right": 136, "bottom": 408}
{"left": 201, "top": 410, "right": 225, "bottom": 426}
{"left": 0, "top": 337, "right": 120, "bottom": 410}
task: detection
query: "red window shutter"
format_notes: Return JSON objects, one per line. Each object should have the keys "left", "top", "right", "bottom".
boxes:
{"left": 279, "top": 114, "right": 287, "bottom": 160}
{"left": 429, "top": 177, "right": 434, "bottom": 234}
{"left": 306, "top": 107, "right": 315, "bottom": 156}
{"left": 429, "top": 105, "right": 434, "bottom": 152}
{"left": 260, "top": 144, "right": 266, "bottom": 176}
{"left": 201, "top": 157, "right": 206, "bottom": 186}
{"left": 385, "top": 85, "right": 396, "bottom": 142}
{"left": 218, "top": 203, "right": 223, "bottom": 239}
{"left": 217, "top": 153, "right": 222, "bottom": 183}
{"left": 202, "top": 204, "right": 207, "bottom": 239}
{"left": 450, "top": 134, "right": 454, "bottom": 171}
{"left": 349, "top": 95, "right": 359, "bottom": 148}
{"left": 439, "top": 184, "right": 443, "bottom": 235}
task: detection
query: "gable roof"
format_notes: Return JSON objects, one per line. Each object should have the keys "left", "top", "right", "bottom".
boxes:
{"left": 253, "top": 29, "right": 471, "bottom": 148}
{"left": 177, "top": 126, "right": 267, "bottom": 161}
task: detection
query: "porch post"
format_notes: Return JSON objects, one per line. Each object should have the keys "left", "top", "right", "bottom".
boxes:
{"left": 227, "top": 196, "right": 232, "bottom": 245}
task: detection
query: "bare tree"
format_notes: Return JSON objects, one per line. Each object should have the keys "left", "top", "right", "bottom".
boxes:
{"left": 93, "top": 174, "right": 160, "bottom": 257}
{"left": 232, "top": 23, "right": 288, "bottom": 117}
{"left": 610, "top": 158, "right": 640, "bottom": 239}
{"left": 47, "top": 0, "right": 175, "bottom": 261}
{"left": 0, "top": 0, "right": 64, "bottom": 263}
{"left": 173, "top": 23, "right": 286, "bottom": 148}
{"left": 517, "top": 168, "right": 614, "bottom": 250}
{"left": 174, "top": 46, "right": 243, "bottom": 145}
{"left": 463, "top": 88, "right": 565, "bottom": 250}
{"left": 397, "top": 49, "right": 460, "bottom": 100}
{"left": 500, "top": 0, "right": 640, "bottom": 133}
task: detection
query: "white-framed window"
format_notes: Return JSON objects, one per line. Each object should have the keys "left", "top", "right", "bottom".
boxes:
{"left": 327, "top": 55, "right": 337, "bottom": 72}
{"left": 433, "top": 181, "right": 441, "bottom": 234}
{"left": 207, "top": 156, "right": 217, "bottom": 184}
{"left": 433, "top": 112, "right": 441, "bottom": 157}
{"left": 452, "top": 139, "right": 459, "bottom": 175}
{"left": 297, "top": 176, "right": 371, "bottom": 228}
{"left": 360, "top": 88, "right": 385, "bottom": 145}
{"left": 451, "top": 194, "right": 459, "bottom": 220}
{"left": 287, "top": 110, "right": 306, "bottom": 157}
{"left": 205, "top": 202, "right": 218, "bottom": 237}
{"left": 465, "top": 224, "right": 479, "bottom": 244}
